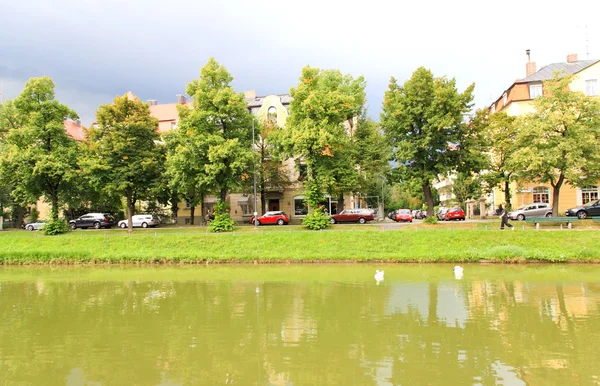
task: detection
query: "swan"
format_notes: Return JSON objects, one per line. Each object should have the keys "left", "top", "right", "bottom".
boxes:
{"left": 453, "top": 266, "right": 464, "bottom": 279}
{"left": 374, "top": 270, "right": 384, "bottom": 282}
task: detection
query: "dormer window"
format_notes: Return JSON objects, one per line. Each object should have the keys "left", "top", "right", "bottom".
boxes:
{"left": 529, "top": 84, "right": 543, "bottom": 99}
{"left": 502, "top": 92, "right": 508, "bottom": 106}
{"left": 267, "top": 106, "right": 278, "bottom": 123}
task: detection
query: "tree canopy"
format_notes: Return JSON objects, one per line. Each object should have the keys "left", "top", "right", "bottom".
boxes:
{"left": 381, "top": 67, "right": 475, "bottom": 216}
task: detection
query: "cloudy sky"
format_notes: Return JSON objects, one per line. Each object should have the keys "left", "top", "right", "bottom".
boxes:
{"left": 1, "top": 0, "right": 598, "bottom": 125}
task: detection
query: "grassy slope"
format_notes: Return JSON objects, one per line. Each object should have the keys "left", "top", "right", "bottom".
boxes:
{"left": 0, "top": 225, "right": 598, "bottom": 264}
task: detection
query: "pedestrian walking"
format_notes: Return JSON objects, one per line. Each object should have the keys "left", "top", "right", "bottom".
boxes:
{"left": 499, "top": 205, "right": 514, "bottom": 230}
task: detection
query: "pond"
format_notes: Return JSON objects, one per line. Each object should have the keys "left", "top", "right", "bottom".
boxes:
{"left": 0, "top": 264, "right": 599, "bottom": 385}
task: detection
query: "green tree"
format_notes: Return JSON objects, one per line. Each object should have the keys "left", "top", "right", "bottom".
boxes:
{"left": 283, "top": 66, "right": 366, "bottom": 209}
{"left": 164, "top": 114, "right": 211, "bottom": 225}
{"left": 381, "top": 67, "right": 475, "bottom": 217}
{"left": 0, "top": 77, "right": 79, "bottom": 221}
{"left": 184, "top": 58, "right": 253, "bottom": 203}
{"left": 512, "top": 74, "right": 600, "bottom": 216}
{"left": 83, "top": 94, "right": 160, "bottom": 232}
{"left": 481, "top": 111, "right": 518, "bottom": 209}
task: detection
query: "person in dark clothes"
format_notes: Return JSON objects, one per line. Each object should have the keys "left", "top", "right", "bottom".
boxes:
{"left": 499, "top": 205, "right": 514, "bottom": 230}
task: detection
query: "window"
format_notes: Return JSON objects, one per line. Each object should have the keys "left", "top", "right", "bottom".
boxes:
{"left": 267, "top": 106, "right": 278, "bottom": 123}
{"left": 491, "top": 104, "right": 496, "bottom": 114}
{"left": 529, "top": 84, "right": 543, "bottom": 99}
{"left": 533, "top": 186, "right": 549, "bottom": 203}
{"left": 171, "top": 120, "right": 178, "bottom": 129}
{"left": 294, "top": 197, "right": 308, "bottom": 216}
{"left": 582, "top": 186, "right": 599, "bottom": 204}
{"left": 502, "top": 92, "right": 508, "bottom": 106}
{"left": 586, "top": 80, "right": 598, "bottom": 96}
{"left": 297, "top": 164, "right": 307, "bottom": 182}
{"left": 239, "top": 201, "right": 253, "bottom": 216}
{"left": 184, "top": 201, "right": 191, "bottom": 209}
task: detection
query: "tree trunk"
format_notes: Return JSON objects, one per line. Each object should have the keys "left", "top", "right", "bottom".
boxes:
{"left": 423, "top": 181, "right": 434, "bottom": 217}
{"left": 337, "top": 194, "right": 345, "bottom": 214}
{"left": 220, "top": 188, "right": 227, "bottom": 203}
{"left": 171, "top": 195, "right": 179, "bottom": 223}
{"left": 201, "top": 200, "right": 206, "bottom": 226}
{"left": 50, "top": 192, "right": 59, "bottom": 221}
{"left": 551, "top": 174, "right": 564, "bottom": 216}
{"left": 126, "top": 188, "right": 134, "bottom": 233}
{"left": 503, "top": 178, "right": 512, "bottom": 210}
{"left": 260, "top": 186, "right": 266, "bottom": 216}
{"left": 190, "top": 205, "right": 195, "bottom": 225}
{"left": 16, "top": 206, "right": 25, "bottom": 228}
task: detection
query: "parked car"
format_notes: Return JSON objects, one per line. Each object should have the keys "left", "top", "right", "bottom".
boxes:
{"left": 25, "top": 220, "right": 47, "bottom": 231}
{"left": 387, "top": 211, "right": 397, "bottom": 220}
{"left": 250, "top": 211, "right": 290, "bottom": 226}
{"left": 330, "top": 209, "right": 375, "bottom": 224}
{"left": 70, "top": 213, "right": 115, "bottom": 230}
{"left": 508, "top": 203, "right": 552, "bottom": 221}
{"left": 394, "top": 209, "right": 413, "bottom": 222}
{"left": 565, "top": 200, "right": 600, "bottom": 219}
{"left": 118, "top": 214, "right": 161, "bottom": 229}
{"left": 436, "top": 208, "right": 448, "bottom": 221}
{"left": 445, "top": 207, "right": 465, "bottom": 221}
{"left": 414, "top": 210, "right": 427, "bottom": 219}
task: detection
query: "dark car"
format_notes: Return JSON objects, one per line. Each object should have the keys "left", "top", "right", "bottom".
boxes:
{"left": 330, "top": 209, "right": 375, "bottom": 224}
{"left": 70, "top": 213, "right": 115, "bottom": 230}
{"left": 436, "top": 208, "right": 449, "bottom": 221}
{"left": 445, "top": 207, "right": 465, "bottom": 221}
{"left": 250, "top": 211, "right": 290, "bottom": 226}
{"left": 565, "top": 200, "right": 600, "bottom": 219}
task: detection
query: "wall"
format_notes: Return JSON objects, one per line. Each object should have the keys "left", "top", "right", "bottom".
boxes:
{"left": 570, "top": 63, "right": 600, "bottom": 95}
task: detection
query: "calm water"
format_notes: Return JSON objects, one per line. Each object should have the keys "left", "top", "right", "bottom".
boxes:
{"left": 1, "top": 265, "right": 599, "bottom": 385}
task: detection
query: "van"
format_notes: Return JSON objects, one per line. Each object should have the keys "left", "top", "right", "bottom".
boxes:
{"left": 118, "top": 214, "right": 161, "bottom": 228}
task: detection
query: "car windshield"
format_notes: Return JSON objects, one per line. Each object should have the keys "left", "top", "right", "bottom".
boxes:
{"left": 584, "top": 200, "right": 599, "bottom": 206}
{"left": 399, "top": 210, "right": 410, "bottom": 214}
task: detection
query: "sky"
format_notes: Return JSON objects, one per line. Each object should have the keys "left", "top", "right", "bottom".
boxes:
{"left": 1, "top": 0, "right": 599, "bottom": 125}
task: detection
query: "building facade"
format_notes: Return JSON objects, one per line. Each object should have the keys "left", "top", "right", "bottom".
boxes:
{"left": 489, "top": 53, "right": 600, "bottom": 212}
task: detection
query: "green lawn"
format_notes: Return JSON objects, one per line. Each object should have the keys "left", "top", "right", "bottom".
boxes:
{"left": 0, "top": 224, "right": 598, "bottom": 264}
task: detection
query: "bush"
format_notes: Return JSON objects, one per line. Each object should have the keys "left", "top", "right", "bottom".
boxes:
{"left": 43, "top": 218, "right": 71, "bottom": 235}
{"left": 423, "top": 216, "right": 438, "bottom": 225}
{"left": 208, "top": 202, "right": 235, "bottom": 233}
{"left": 302, "top": 207, "right": 331, "bottom": 230}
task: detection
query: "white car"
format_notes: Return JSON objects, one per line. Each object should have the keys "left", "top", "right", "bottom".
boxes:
{"left": 118, "top": 214, "right": 161, "bottom": 229}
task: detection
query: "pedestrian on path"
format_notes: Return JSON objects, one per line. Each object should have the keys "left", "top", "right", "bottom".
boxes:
{"left": 499, "top": 205, "right": 514, "bottom": 230}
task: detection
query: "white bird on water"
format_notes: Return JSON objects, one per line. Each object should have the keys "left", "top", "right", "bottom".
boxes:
{"left": 374, "top": 270, "right": 384, "bottom": 282}
{"left": 453, "top": 266, "right": 464, "bottom": 280}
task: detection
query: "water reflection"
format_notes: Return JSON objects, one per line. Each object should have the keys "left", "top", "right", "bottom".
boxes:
{"left": 0, "top": 265, "right": 599, "bottom": 385}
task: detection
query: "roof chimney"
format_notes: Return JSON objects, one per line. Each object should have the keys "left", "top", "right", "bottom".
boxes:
{"left": 146, "top": 100, "right": 158, "bottom": 106}
{"left": 244, "top": 90, "right": 256, "bottom": 100}
{"left": 176, "top": 94, "right": 187, "bottom": 104}
{"left": 525, "top": 49, "right": 536, "bottom": 77}
{"left": 567, "top": 54, "right": 578, "bottom": 63}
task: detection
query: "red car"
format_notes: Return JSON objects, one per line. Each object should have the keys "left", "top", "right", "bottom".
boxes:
{"left": 250, "top": 211, "right": 290, "bottom": 226}
{"left": 330, "top": 209, "right": 375, "bottom": 224}
{"left": 445, "top": 207, "right": 465, "bottom": 221}
{"left": 394, "top": 209, "right": 413, "bottom": 222}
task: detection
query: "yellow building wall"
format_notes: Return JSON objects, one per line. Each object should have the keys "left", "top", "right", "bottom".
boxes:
{"left": 570, "top": 63, "right": 600, "bottom": 94}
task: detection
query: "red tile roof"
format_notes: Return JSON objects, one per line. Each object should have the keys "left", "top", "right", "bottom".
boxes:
{"left": 64, "top": 120, "right": 84, "bottom": 141}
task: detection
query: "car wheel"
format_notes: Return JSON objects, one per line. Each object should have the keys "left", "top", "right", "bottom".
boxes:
{"left": 277, "top": 219, "right": 284, "bottom": 226}
{"left": 27, "top": 225, "right": 34, "bottom": 231}
{"left": 142, "top": 222, "right": 148, "bottom": 228}
{"left": 545, "top": 212, "right": 552, "bottom": 217}
{"left": 120, "top": 223, "right": 127, "bottom": 229}
{"left": 330, "top": 218, "right": 336, "bottom": 224}
{"left": 71, "top": 224, "right": 77, "bottom": 230}
{"left": 517, "top": 214, "right": 525, "bottom": 221}
{"left": 93, "top": 222, "right": 101, "bottom": 229}
{"left": 358, "top": 218, "right": 366, "bottom": 224}
{"left": 255, "top": 219, "right": 261, "bottom": 226}
{"left": 577, "top": 211, "right": 587, "bottom": 219}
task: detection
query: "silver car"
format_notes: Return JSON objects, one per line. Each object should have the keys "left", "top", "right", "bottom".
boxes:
{"left": 508, "top": 203, "right": 552, "bottom": 221}
{"left": 118, "top": 214, "right": 161, "bottom": 228}
{"left": 25, "top": 220, "right": 47, "bottom": 231}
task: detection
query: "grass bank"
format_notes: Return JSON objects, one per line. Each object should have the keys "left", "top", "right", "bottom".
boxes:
{"left": 0, "top": 226, "right": 598, "bottom": 264}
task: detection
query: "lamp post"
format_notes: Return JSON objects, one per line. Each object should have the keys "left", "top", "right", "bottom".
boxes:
{"left": 252, "top": 117, "right": 258, "bottom": 228}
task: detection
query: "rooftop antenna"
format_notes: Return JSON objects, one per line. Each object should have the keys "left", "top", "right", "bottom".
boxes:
{"left": 585, "top": 25, "right": 590, "bottom": 59}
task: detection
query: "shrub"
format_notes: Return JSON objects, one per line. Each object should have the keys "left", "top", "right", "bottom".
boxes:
{"left": 209, "top": 202, "right": 235, "bottom": 233}
{"left": 302, "top": 206, "right": 331, "bottom": 230}
{"left": 423, "top": 216, "right": 438, "bottom": 225}
{"left": 43, "top": 218, "right": 71, "bottom": 235}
